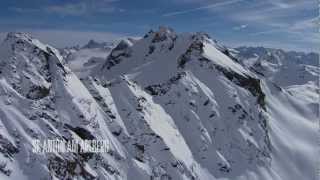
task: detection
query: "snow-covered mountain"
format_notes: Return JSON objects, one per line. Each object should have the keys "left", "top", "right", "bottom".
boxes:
{"left": 234, "top": 46, "right": 319, "bottom": 87}
{"left": 62, "top": 40, "right": 117, "bottom": 78}
{"left": 0, "top": 27, "right": 318, "bottom": 180}
{"left": 82, "top": 40, "right": 115, "bottom": 49}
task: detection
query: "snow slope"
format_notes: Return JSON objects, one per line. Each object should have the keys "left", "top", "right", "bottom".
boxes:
{"left": 0, "top": 33, "right": 127, "bottom": 180}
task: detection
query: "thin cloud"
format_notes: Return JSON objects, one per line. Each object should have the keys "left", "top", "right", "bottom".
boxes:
{"left": 230, "top": 0, "right": 317, "bottom": 24}
{"left": 249, "top": 17, "right": 318, "bottom": 36}
{"left": 9, "top": 0, "right": 124, "bottom": 17}
{"left": 228, "top": 0, "right": 317, "bottom": 38}
{"left": 249, "top": 29, "right": 281, "bottom": 36}
{"left": 233, "top": 24, "right": 248, "bottom": 31}
{"left": 46, "top": 3, "right": 88, "bottom": 16}
{"left": 247, "top": 16, "right": 319, "bottom": 52}
{"left": 267, "top": 0, "right": 291, "bottom": 8}
{"left": 9, "top": 7, "right": 40, "bottom": 13}
{"left": 163, "top": 0, "right": 245, "bottom": 17}
{"left": 290, "top": 17, "right": 319, "bottom": 31}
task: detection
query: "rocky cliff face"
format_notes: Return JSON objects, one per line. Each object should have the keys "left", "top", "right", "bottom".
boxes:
{"left": 0, "top": 28, "right": 318, "bottom": 180}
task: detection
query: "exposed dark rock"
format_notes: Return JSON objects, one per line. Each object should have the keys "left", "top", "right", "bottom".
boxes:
{"left": 112, "top": 129, "right": 122, "bottom": 136}
{"left": 65, "top": 125, "right": 95, "bottom": 140}
{"left": 203, "top": 99, "right": 210, "bottom": 106}
{"left": 133, "top": 143, "right": 145, "bottom": 162}
{"left": 0, "top": 134, "right": 19, "bottom": 159}
{"left": 218, "top": 163, "right": 231, "bottom": 173}
{"left": 148, "top": 45, "right": 155, "bottom": 54}
{"left": 48, "top": 155, "right": 96, "bottom": 180}
{"left": 0, "top": 162, "right": 11, "bottom": 176}
{"left": 215, "top": 65, "right": 266, "bottom": 110}
{"left": 101, "top": 40, "right": 132, "bottom": 70}
{"left": 26, "top": 85, "right": 50, "bottom": 100}
{"left": 178, "top": 37, "right": 204, "bottom": 68}
{"left": 209, "top": 112, "right": 216, "bottom": 118}
{"left": 145, "top": 72, "right": 186, "bottom": 96}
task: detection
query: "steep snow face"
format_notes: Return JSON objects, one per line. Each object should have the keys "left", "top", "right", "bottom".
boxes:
{"left": 87, "top": 27, "right": 275, "bottom": 179}
{"left": 86, "top": 27, "right": 318, "bottom": 180}
{"left": 262, "top": 80, "right": 319, "bottom": 180}
{"left": 0, "top": 33, "right": 129, "bottom": 180}
{"left": 234, "top": 47, "right": 319, "bottom": 87}
{"left": 0, "top": 32, "right": 61, "bottom": 100}
{"left": 96, "top": 27, "right": 251, "bottom": 86}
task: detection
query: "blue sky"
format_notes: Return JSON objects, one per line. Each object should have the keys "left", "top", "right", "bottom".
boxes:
{"left": 0, "top": 0, "right": 318, "bottom": 51}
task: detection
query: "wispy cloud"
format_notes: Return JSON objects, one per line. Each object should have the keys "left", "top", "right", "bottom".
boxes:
{"left": 248, "top": 16, "right": 319, "bottom": 43}
{"left": 163, "top": 0, "right": 244, "bottom": 17}
{"left": 226, "top": 0, "right": 317, "bottom": 41}
{"left": 233, "top": 24, "right": 248, "bottom": 31}
{"left": 8, "top": 7, "right": 40, "bottom": 13}
{"left": 249, "top": 29, "right": 282, "bottom": 36}
{"left": 290, "top": 17, "right": 319, "bottom": 31}
{"left": 9, "top": 0, "right": 124, "bottom": 16}
{"left": 229, "top": 0, "right": 317, "bottom": 26}
{"left": 46, "top": 3, "right": 88, "bottom": 16}
{"left": 267, "top": 0, "right": 292, "bottom": 8}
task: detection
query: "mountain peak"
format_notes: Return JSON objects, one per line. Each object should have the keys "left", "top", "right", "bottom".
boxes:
{"left": 83, "top": 39, "right": 102, "bottom": 49}
{"left": 82, "top": 39, "right": 115, "bottom": 49}
{"left": 158, "top": 26, "right": 175, "bottom": 34}
{"left": 113, "top": 38, "right": 133, "bottom": 51}
{"left": 143, "top": 26, "right": 177, "bottom": 42}
{"left": 5, "top": 32, "right": 33, "bottom": 43}
{"left": 3, "top": 32, "right": 53, "bottom": 54}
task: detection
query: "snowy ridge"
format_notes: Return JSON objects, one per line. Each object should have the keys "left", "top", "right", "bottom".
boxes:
{"left": 0, "top": 32, "right": 127, "bottom": 179}
{"left": 0, "top": 28, "right": 319, "bottom": 180}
